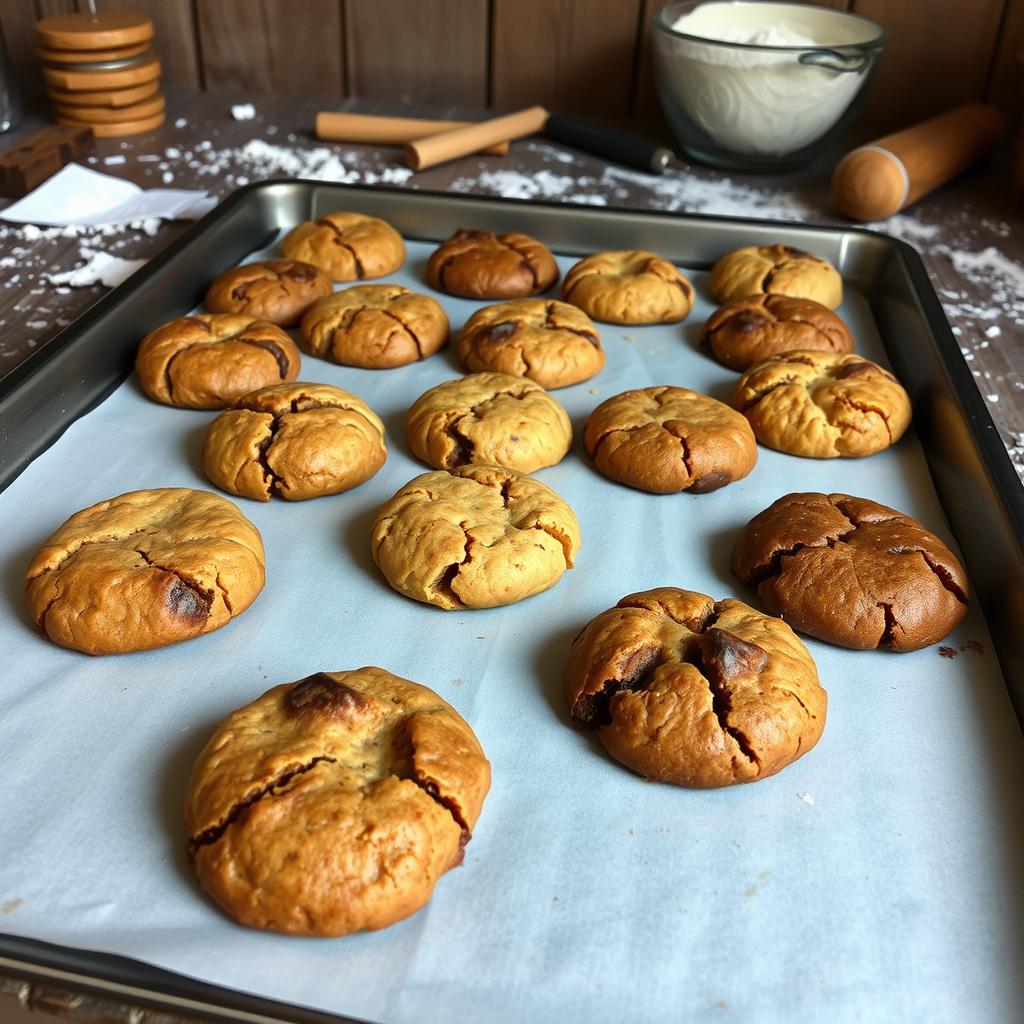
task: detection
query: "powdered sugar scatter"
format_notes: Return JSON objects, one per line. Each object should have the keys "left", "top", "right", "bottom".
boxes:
{"left": 231, "top": 103, "right": 256, "bottom": 121}
{"left": 47, "top": 249, "right": 147, "bottom": 289}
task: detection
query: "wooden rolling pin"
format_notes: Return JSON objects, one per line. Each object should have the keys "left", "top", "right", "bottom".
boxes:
{"left": 832, "top": 103, "right": 1005, "bottom": 221}
{"left": 406, "top": 105, "right": 549, "bottom": 171}
{"left": 315, "top": 111, "right": 508, "bottom": 156}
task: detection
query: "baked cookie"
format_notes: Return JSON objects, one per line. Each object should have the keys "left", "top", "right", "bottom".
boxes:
{"left": 561, "top": 250, "right": 694, "bottom": 324}
{"left": 702, "top": 294, "right": 855, "bottom": 371}
{"left": 731, "top": 351, "right": 911, "bottom": 458}
{"left": 202, "top": 382, "right": 386, "bottom": 502}
{"left": 371, "top": 464, "right": 580, "bottom": 610}
{"left": 584, "top": 386, "right": 756, "bottom": 494}
{"left": 186, "top": 667, "right": 490, "bottom": 937}
{"left": 25, "top": 488, "right": 265, "bottom": 656}
{"left": 136, "top": 314, "right": 301, "bottom": 409}
{"left": 425, "top": 229, "right": 558, "bottom": 299}
{"left": 406, "top": 372, "right": 571, "bottom": 473}
{"left": 204, "top": 259, "right": 332, "bottom": 327}
{"left": 731, "top": 492, "right": 969, "bottom": 652}
{"left": 566, "top": 587, "right": 826, "bottom": 787}
{"left": 709, "top": 244, "right": 843, "bottom": 309}
{"left": 279, "top": 212, "right": 405, "bottom": 281}
{"left": 456, "top": 299, "right": 604, "bottom": 390}
{"left": 301, "top": 284, "right": 449, "bottom": 369}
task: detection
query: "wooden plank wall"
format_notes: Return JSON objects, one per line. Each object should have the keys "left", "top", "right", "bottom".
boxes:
{"left": 3, "top": 0, "right": 1023, "bottom": 137}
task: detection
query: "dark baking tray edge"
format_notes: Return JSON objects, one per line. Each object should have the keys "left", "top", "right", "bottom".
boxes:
{"left": 2, "top": 179, "right": 1023, "bottom": 1024}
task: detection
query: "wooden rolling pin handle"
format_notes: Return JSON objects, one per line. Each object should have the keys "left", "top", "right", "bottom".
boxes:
{"left": 832, "top": 102, "right": 1006, "bottom": 222}
{"left": 405, "top": 105, "right": 549, "bottom": 171}
{"left": 315, "top": 111, "right": 508, "bottom": 156}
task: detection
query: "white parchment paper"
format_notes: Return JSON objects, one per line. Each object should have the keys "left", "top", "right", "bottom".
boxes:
{"left": 2, "top": 236, "right": 1023, "bottom": 1024}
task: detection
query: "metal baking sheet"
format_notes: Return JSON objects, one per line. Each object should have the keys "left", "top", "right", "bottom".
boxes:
{"left": 1, "top": 184, "right": 1023, "bottom": 1023}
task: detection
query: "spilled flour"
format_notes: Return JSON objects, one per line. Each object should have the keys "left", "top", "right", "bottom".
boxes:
{"left": 48, "top": 249, "right": 147, "bottom": 289}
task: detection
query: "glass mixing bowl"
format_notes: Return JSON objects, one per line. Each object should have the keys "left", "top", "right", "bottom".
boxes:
{"left": 653, "top": 1, "right": 886, "bottom": 172}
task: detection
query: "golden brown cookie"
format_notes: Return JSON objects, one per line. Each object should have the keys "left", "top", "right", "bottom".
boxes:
{"left": 561, "top": 250, "right": 695, "bottom": 324}
{"left": 456, "top": 299, "right": 604, "bottom": 390}
{"left": 406, "top": 372, "right": 571, "bottom": 474}
{"left": 702, "top": 294, "right": 855, "bottom": 371}
{"left": 731, "top": 351, "right": 911, "bottom": 458}
{"left": 584, "top": 386, "right": 757, "bottom": 494}
{"left": 202, "top": 382, "right": 386, "bottom": 502}
{"left": 709, "top": 244, "right": 843, "bottom": 309}
{"left": 566, "top": 587, "right": 826, "bottom": 787}
{"left": 136, "top": 314, "right": 301, "bottom": 410}
{"left": 425, "top": 229, "right": 558, "bottom": 299}
{"left": 279, "top": 212, "right": 405, "bottom": 282}
{"left": 301, "top": 284, "right": 449, "bottom": 369}
{"left": 371, "top": 465, "right": 580, "bottom": 610}
{"left": 731, "top": 492, "right": 969, "bottom": 652}
{"left": 25, "top": 488, "right": 265, "bottom": 656}
{"left": 186, "top": 667, "right": 490, "bottom": 937}
{"left": 204, "top": 259, "right": 332, "bottom": 327}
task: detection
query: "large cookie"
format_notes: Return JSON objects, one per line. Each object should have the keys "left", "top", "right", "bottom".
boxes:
{"left": 425, "top": 229, "right": 558, "bottom": 299}
{"left": 406, "top": 372, "right": 571, "bottom": 473}
{"left": 731, "top": 492, "right": 969, "bottom": 651}
{"left": 25, "top": 488, "right": 265, "bottom": 655}
{"left": 709, "top": 244, "right": 843, "bottom": 309}
{"left": 583, "top": 386, "right": 756, "bottom": 494}
{"left": 202, "top": 382, "right": 387, "bottom": 501}
{"left": 731, "top": 351, "right": 911, "bottom": 458}
{"left": 566, "top": 588, "right": 826, "bottom": 787}
{"left": 279, "top": 212, "right": 405, "bottom": 281}
{"left": 561, "top": 250, "right": 694, "bottom": 324}
{"left": 371, "top": 464, "right": 580, "bottom": 609}
{"left": 204, "top": 259, "right": 332, "bottom": 327}
{"left": 186, "top": 668, "right": 490, "bottom": 937}
{"left": 135, "top": 314, "right": 301, "bottom": 409}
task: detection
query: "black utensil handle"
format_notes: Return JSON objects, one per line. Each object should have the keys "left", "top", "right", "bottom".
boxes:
{"left": 543, "top": 114, "right": 672, "bottom": 174}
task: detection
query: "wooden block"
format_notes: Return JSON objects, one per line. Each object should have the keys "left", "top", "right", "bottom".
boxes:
{"left": 56, "top": 110, "right": 164, "bottom": 137}
{"left": 48, "top": 81, "right": 160, "bottom": 108}
{"left": 37, "top": 40, "right": 150, "bottom": 64}
{"left": 0, "top": 124, "right": 95, "bottom": 198}
{"left": 55, "top": 92, "right": 164, "bottom": 124}
{"left": 36, "top": 11, "right": 153, "bottom": 51}
{"left": 42, "top": 54, "right": 160, "bottom": 91}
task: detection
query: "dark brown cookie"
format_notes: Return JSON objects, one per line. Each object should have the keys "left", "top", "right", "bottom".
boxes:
{"left": 204, "top": 259, "right": 333, "bottom": 327}
{"left": 731, "top": 492, "right": 969, "bottom": 651}
{"left": 566, "top": 587, "right": 827, "bottom": 787}
{"left": 426, "top": 229, "right": 559, "bottom": 299}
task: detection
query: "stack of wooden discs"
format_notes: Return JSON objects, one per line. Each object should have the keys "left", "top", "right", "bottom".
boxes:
{"left": 37, "top": 12, "right": 164, "bottom": 138}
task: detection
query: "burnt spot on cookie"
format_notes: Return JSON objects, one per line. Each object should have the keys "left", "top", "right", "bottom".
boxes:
{"left": 688, "top": 470, "right": 732, "bottom": 494}
{"left": 287, "top": 673, "right": 368, "bottom": 717}
{"left": 573, "top": 642, "right": 661, "bottom": 729}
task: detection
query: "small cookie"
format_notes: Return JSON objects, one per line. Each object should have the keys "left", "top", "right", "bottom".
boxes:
{"left": 280, "top": 212, "right": 405, "bottom": 281}
{"left": 561, "top": 250, "right": 694, "bottom": 324}
{"left": 425, "top": 229, "right": 558, "bottom": 299}
{"left": 186, "top": 668, "right": 490, "bottom": 937}
{"left": 25, "top": 488, "right": 265, "bottom": 655}
{"left": 456, "top": 299, "right": 604, "bottom": 390}
{"left": 136, "top": 314, "right": 301, "bottom": 409}
{"left": 371, "top": 465, "right": 580, "bottom": 610}
{"left": 204, "top": 259, "right": 332, "bottom": 327}
{"left": 731, "top": 351, "right": 911, "bottom": 458}
{"left": 584, "top": 386, "right": 756, "bottom": 494}
{"left": 566, "top": 587, "right": 826, "bottom": 787}
{"left": 702, "top": 294, "right": 855, "bottom": 371}
{"left": 406, "top": 372, "right": 571, "bottom": 473}
{"left": 709, "top": 244, "right": 843, "bottom": 309}
{"left": 202, "top": 382, "right": 386, "bottom": 502}
{"left": 731, "top": 492, "right": 969, "bottom": 651}
{"left": 301, "top": 284, "right": 449, "bottom": 369}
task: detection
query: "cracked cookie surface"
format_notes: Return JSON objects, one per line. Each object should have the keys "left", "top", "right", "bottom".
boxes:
{"left": 371, "top": 464, "right": 580, "bottom": 609}
{"left": 566, "top": 587, "right": 826, "bottom": 787}
{"left": 25, "top": 487, "right": 265, "bottom": 655}
{"left": 425, "top": 228, "right": 558, "bottom": 299}
{"left": 702, "top": 294, "right": 855, "bottom": 371}
{"left": 202, "top": 382, "right": 386, "bottom": 501}
{"left": 135, "top": 313, "right": 301, "bottom": 409}
{"left": 204, "top": 259, "right": 332, "bottom": 327}
{"left": 709, "top": 244, "right": 843, "bottom": 309}
{"left": 584, "top": 386, "right": 756, "bottom": 494}
{"left": 185, "top": 667, "right": 490, "bottom": 937}
{"left": 731, "top": 492, "right": 969, "bottom": 651}
{"left": 456, "top": 299, "right": 604, "bottom": 390}
{"left": 300, "top": 284, "right": 449, "bottom": 368}
{"left": 406, "top": 372, "right": 571, "bottom": 474}
{"left": 561, "top": 250, "right": 694, "bottom": 324}
{"left": 731, "top": 350, "right": 911, "bottom": 458}
{"left": 279, "top": 212, "right": 405, "bottom": 281}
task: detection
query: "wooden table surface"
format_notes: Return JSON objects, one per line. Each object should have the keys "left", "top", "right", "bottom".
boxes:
{"left": 1, "top": 88, "right": 1022, "bottom": 477}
